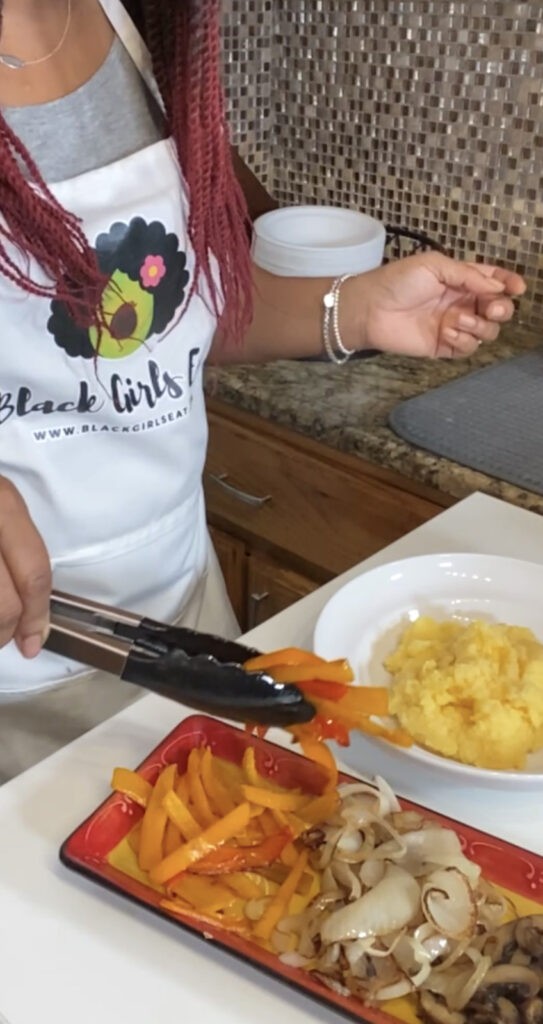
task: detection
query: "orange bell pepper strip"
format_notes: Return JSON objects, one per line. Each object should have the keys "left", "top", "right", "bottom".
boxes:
{"left": 354, "top": 717, "right": 413, "bottom": 748}
{"left": 200, "top": 747, "right": 236, "bottom": 816}
{"left": 298, "top": 737, "right": 338, "bottom": 791}
{"left": 187, "top": 829, "right": 292, "bottom": 875}
{"left": 242, "top": 746, "right": 262, "bottom": 787}
{"left": 138, "top": 763, "right": 177, "bottom": 871}
{"left": 279, "top": 842, "right": 299, "bottom": 867}
{"left": 314, "top": 696, "right": 388, "bottom": 731}
{"left": 127, "top": 823, "right": 142, "bottom": 856}
{"left": 334, "top": 686, "right": 390, "bottom": 717}
{"left": 296, "top": 678, "right": 349, "bottom": 702}
{"left": 241, "top": 784, "right": 307, "bottom": 812}
{"left": 160, "top": 900, "right": 248, "bottom": 935}
{"left": 170, "top": 875, "right": 241, "bottom": 914}
{"left": 243, "top": 648, "right": 325, "bottom": 672}
{"left": 150, "top": 801, "right": 253, "bottom": 885}
{"left": 298, "top": 789, "right": 339, "bottom": 825}
{"left": 258, "top": 808, "right": 281, "bottom": 837}
{"left": 284, "top": 812, "right": 310, "bottom": 839}
{"left": 225, "top": 872, "right": 265, "bottom": 901}
{"left": 312, "top": 696, "right": 411, "bottom": 748}
{"left": 253, "top": 848, "right": 309, "bottom": 941}
{"left": 162, "top": 789, "right": 201, "bottom": 841}
{"left": 164, "top": 820, "right": 182, "bottom": 856}
{"left": 268, "top": 659, "right": 354, "bottom": 685}
{"left": 111, "top": 767, "right": 153, "bottom": 808}
{"left": 187, "top": 748, "right": 216, "bottom": 827}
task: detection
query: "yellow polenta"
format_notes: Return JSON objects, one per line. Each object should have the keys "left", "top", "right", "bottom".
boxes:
{"left": 385, "top": 616, "right": 543, "bottom": 770}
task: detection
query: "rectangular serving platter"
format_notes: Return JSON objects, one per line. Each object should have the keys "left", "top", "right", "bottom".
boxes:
{"left": 61, "top": 715, "right": 543, "bottom": 1024}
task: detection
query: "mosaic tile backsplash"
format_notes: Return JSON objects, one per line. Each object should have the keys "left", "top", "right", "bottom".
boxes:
{"left": 223, "top": 1, "right": 543, "bottom": 330}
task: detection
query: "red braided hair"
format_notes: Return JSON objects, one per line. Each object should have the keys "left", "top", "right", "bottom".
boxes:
{"left": 0, "top": 0, "right": 253, "bottom": 341}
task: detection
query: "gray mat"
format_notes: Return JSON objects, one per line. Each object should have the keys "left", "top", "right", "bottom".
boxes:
{"left": 389, "top": 347, "right": 543, "bottom": 496}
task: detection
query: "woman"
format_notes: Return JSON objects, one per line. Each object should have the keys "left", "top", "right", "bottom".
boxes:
{"left": 0, "top": 0, "right": 524, "bottom": 776}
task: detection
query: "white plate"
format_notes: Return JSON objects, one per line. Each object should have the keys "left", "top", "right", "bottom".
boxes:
{"left": 313, "top": 553, "right": 543, "bottom": 789}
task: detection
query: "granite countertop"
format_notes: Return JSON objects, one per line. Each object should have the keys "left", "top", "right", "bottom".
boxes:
{"left": 204, "top": 324, "right": 543, "bottom": 515}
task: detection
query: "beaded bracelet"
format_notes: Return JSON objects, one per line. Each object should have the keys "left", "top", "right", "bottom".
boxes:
{"left": 322, "top": 274, "right": 357, "bottom": 365}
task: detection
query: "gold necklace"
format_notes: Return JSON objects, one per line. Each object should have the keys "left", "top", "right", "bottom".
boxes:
{"left": 0, "top": 0, "right": 72, "bottom": 70}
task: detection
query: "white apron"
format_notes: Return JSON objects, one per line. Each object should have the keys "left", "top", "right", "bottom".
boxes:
{"left": 0, "top": 0, "right": 237, "bottom": 698}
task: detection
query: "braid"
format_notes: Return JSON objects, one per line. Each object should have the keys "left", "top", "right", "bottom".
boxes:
{"left": 0, "top": 0, "right": 253, "bottom": 340}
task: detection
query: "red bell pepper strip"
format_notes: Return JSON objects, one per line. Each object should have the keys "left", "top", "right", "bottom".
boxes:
{"left": 187, "top": 829, "right": 292, "bottom": 875}
{"left": 297, "top": 678, "right": 349, "bottom": 702}
{"left": 293, "top": 714, "right": 351, "bottom": 747}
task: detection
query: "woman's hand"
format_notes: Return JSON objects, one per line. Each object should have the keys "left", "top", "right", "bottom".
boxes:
{"left": 359, "top": 252, "right": 526, "bottom": 359}
{"left": 0, "top": 477, "right": 51, "bottom": 657}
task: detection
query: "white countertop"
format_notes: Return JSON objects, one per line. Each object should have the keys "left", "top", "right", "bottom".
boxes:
{"left": 1, "top": 492, "right": 542, "bottom": 1024}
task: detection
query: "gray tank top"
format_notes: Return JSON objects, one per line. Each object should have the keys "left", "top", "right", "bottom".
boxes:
{"left": 2, "top": 36, "right": 165, "bottom": 182}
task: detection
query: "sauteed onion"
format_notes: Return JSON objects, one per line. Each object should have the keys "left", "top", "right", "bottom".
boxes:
{"left": 276, "top": 777, "right": 507, "bottom": 1014}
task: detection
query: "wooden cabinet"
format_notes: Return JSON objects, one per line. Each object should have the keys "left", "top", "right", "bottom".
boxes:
{"left": 246, "top": 552, "right": 319, "bottom": 630}
{"left": 208, "top": 525, "right": 247, "bottom": 628}
{"left": 205, "top": 399, "right": 453, "bottom": 631}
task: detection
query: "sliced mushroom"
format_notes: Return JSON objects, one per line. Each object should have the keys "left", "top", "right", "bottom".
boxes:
{"left": 515, "top": 917, "right": 543, "bottom": 959}
{"left": 483, "top": 920, "right": 519, "bottom": 965}
{"left": 476, "top": 964, "right": 540, "bottom": 1000}
{"left": 495, "top": 998, "right": 521, "bottom": 1024}
{"left": 419, "top": 989, "right": 466, "bottom": 1023}
{"left": 511, "top": 949, "right": 533, "bottom": 968}
{"left": 466, "top": 995, "right": 520, "bottom": 1024}
{"left": 522, "top": 997, "right": 543, "bottom": 1024}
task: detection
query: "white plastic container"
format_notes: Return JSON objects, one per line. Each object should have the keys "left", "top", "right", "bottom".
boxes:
{"left": 252, "top": 205, "right": 386, "bottom": 277}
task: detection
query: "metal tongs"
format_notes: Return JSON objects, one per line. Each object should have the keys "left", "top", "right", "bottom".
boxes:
{"left": 45, "top": 591, "right": 316, "bottom": 727}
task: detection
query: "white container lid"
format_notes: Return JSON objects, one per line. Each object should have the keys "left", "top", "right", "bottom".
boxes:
{"left": 252, "top": 205, "right": 386, "bottom": 277}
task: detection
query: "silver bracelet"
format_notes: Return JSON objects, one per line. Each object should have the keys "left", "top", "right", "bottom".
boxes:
{"left": 322, "top": 274, "right": 357, "bottom": 365}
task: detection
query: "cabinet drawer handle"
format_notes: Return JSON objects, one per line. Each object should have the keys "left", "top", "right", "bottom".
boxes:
{"left": 208, "top": 472, "right": 272, "bottom": 508}
{"left": 248, "top": 591, "right": 270, "bottom": 629}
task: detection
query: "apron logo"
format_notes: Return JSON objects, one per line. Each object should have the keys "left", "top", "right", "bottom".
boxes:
{"left": 47, "top": 217, "right": 189, "bottom": 360}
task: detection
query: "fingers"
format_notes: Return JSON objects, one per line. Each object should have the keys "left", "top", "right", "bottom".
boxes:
{"left": 442, "top": 311, "right": 500, "bottom": 350}
{"left": 429, "top": 253, "right": 526, "bottom": 300}
{"left": 466, "top": 262, "right": 527, "bottom": 297}
{"left": 0, "top": 477, "right": 51, "bottom": 657}
{"left": 0, "top": 558, "right": 23, "bottom": 650}
{"left": 476, "top": 295, "right": 516, "bottom": 322}
{"left": 439, "top": 328, "right": 483, "bottom": 358}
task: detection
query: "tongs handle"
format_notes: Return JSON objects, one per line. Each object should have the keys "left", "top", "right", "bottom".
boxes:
{"left": 47, "top": 591, "right": 316, "bottom": 727}
{"left": 114, "top": 616, "right": 259, "bottom": 665}
{"left": 121, "top": 646, "right": 315, "bottom": 727}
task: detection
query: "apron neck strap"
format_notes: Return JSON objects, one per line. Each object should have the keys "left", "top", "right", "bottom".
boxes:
{"left": 97, "top": 0, "right": 165, "bottom": 112}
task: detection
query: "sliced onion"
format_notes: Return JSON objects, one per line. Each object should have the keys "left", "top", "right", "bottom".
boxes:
{"left": 432, "top": 936, "right": 471, "bottom": 974}
{"left": 320, "top": 942, "right": 341, "bottom": 968}
{"left": 413, "top": 923, "right": 451, "bottom": 964}
{"left": 374, "top": 977, "right": 414, "bottom": 1001}
{"left": 275, "top": 772, "right": 506, "bottom": 1021}
{"left": 449, "top": 949, "right": 492, "bottom": 1011}
{"left": 335, "top": 826, "right": 376, "bottom": 864}
{"left": 321, "top": 865, "right": 338, "bottom": 894}
{"left": 422, "top": 949, "right": 492, "bottom": 1011}
{"left": 245, "top": 899, "right": 266, "bottom": 921}
{"left": 422, "top": 868, "right": 477, "bottom": 940}
{"left": 359, "top": 859, "right": 385, "bottom": 889}
{"left": 337, "top": 777, "right": 400, "bottom": 819}
{"left": 374, "top": 776, "right": 402, "bottom": 815}
{"left": 271, "top": 930, "right": 297, "bottom": 954}
{"left": 279, "top": 951, "right": 314, "bottom": 969}
{"left": 313, "top": 972, "right": 350, "bottom": 998}
{"left": 355, "top": 929, "right": 406, "bottom": 959}
{"left": 321, "top": 865, "right": 420, "bottom": 943}
{"left": 344, "top": 939, "right": 371, "bottom": 971}
{"left": 331, "top": 860, "right": 362, "bottom": 900}
{"left": 340, "top": 794, "right": 379, "bottom": 829}
{"left": 390, "top": 811, "right": 425, "bottom": 833}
